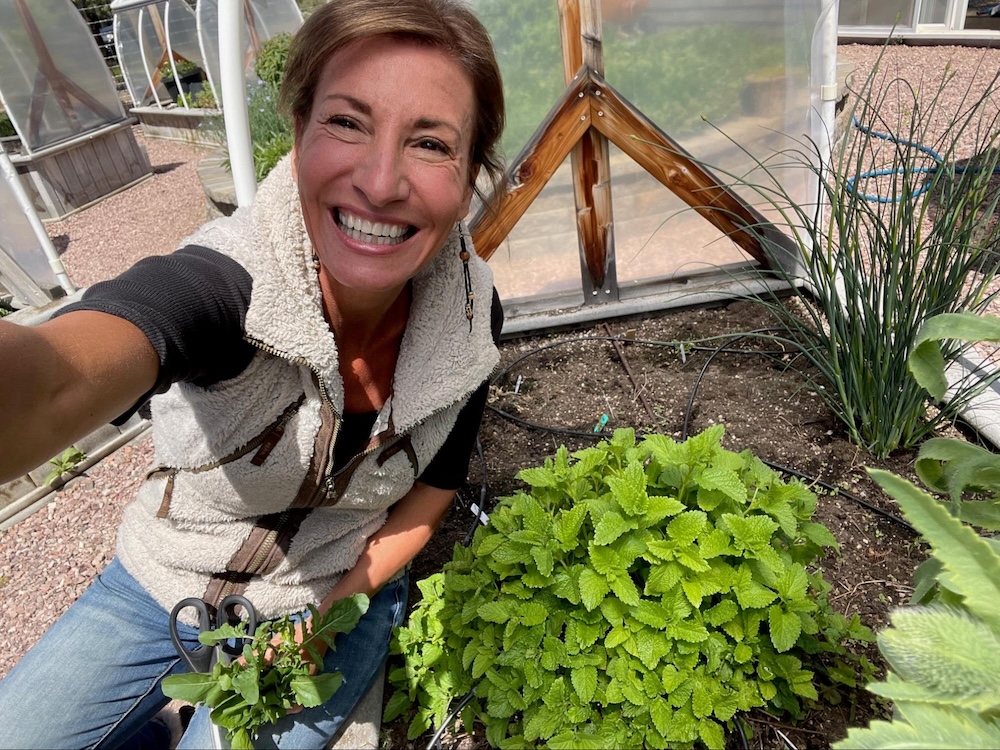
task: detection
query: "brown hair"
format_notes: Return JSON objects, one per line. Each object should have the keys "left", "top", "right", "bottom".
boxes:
{"left": 280, "top": 0, "right": 505, "bottom": 200}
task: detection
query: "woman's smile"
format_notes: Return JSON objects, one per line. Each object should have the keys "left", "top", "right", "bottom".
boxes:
{"left": 333, "top": 208, "right": 415, "bottom": 248}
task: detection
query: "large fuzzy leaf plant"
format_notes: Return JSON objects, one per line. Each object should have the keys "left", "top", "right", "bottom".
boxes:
{"left": 385, "top": 427, "right": 871, "bottom": 748}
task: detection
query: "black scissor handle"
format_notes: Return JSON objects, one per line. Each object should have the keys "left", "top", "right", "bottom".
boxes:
{"left": 168, "top": 597, "right": 215, "bottom": 673}
{"left": 216, "top": 595, "right": 259, "bottom": 660}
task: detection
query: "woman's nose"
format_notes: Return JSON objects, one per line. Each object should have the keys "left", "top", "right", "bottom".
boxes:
{"left": 352, "top": 141, "right": 410, "bottom": 206}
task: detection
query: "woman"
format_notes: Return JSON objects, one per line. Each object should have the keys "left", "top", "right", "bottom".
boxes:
{"left": 0, "top": 1, "right": 504, "bottom": 747}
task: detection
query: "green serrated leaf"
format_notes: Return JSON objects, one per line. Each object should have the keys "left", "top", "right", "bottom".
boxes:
{"left": 571, "top": 665, "right": 598, "bottom": 703}
{"left": 769, "top": 605, "right": 802, "bottom": 653}
{"left": 478, "top": 601, "right": 511, "bottom": 624}
{"left": 579, "top": 568, "right": 610, "bottom": 611}
{"left": 594, "top": 511, "right": 631, "bottom": 546}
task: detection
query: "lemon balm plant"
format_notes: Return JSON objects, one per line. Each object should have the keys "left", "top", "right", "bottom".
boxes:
{"left": 675, "top": 49, "right": 1000, "bottom": 459}
{"left": 385, "top": 428, "right": 872, "bottom": 749}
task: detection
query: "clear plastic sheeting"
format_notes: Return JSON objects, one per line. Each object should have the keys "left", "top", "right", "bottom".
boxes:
{"left": 488, "top": 157, "right": 585, "bottom": 306}
{"left": 603, "top": 0, "right": 822, "bottom": 282}
{"left": 112, "top": 0, "right": 301, "bottom": 110}
{"left": 198, "top": 0, "right": 302, "bottom": 104}
{"left": 472, "top": 0, "right": 827, "bottom": 305}
{"left": 0, "top": 0, "right": 126, "bottom": 154}
{"left": 0, "top": 172, "right": 59, "bottom": 298}
{"left": 112, "top": 0, "right": 204, "bottom": 108}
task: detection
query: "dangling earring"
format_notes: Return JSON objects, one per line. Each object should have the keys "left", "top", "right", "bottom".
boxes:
{"left": 458, "top": 224, "right": 474, "bottom": 332}
{"left": 311, "top": 252, "right": 321, "bottom": 271}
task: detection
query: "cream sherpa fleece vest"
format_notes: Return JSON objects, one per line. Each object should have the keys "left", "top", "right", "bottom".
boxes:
{"left": 116, "top": 157, "right": 499, "bottom": 621}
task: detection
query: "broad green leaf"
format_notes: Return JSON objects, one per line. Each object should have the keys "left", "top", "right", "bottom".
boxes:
{"left": 161, "top": 672, "right": 218, "bottom": 703}
{"left": 650, "top": 700, "right": 673, "bottom": 736}
{"left": 609, "top": 572, "right": 641, "bottom": 606}
{"left": 519, "top": 602, "right": 548, "bottom": 627}
{"left": 909, "top": 313, "right": 1000, "bottom": 401}
{"left": 548, "top": 730, "right": 610, "bottom": 749}
{"left": 571, "top": 665, "right": 598, "bottom": 703}
{"left": 705, "top": 600, "right": 738, "bottom": 627}
{"left": 799, "top": 521, "right": 839, "bottom": 549}
{"left": 579, "top": 568, "right": 610, "bottom": 611}
{"left": 608, "top": 462, "right": 649, "bottom": 517}
{"left": 836, "top": 702, "right": 1000, "bottom": 749}
{"left": 777, "top": 563, "right": 809, "bottom": 602}
{"left": 768, "top": 605, "right": 802, "bottom": 653}
{"left": 668, "top": 511, "right": 708, "bottom": 546}
{"left": 700, "top": 467, "right": 748, "bottom": 503}
{"left": 304, "top": 594, "right": 370, "bottom": 650}
{"left": 723, "top": 514, "right": 779, "bottom": 550}
{"left": 530, "top": 545, "right": 554, "bottom": 577}
{"left": 517, "top": 466, "right": 558, "bottom": 487}
{"left": 869, "top": 470, "right": 1000, "bottom": 631}
{"left": 681, "top": 579, "right": 703, "bottom": 608}
{"left": 589, "top": 546, "right": 624, "bottom": 576}
{"left": 231, "top": 667, "right": 260, "bottom": 706}
{"left": 478, "top": 601, "right": 511, "bottom": 624}
{"left": 878, "top": 606, "right": 1000, "bottom": 703}
{"left": 699, "top": 718, "right": 726, "bottom": 750}
{"left": 382, "top": 687, "right": 413, "bottom": 724}
{"left": 644, "top": 561, "right": 682, "bottom": 595}
{"left": 290, "top": 672, "right": 342, "bottom": 708}
{"left": 198, "top": 623, "right": 249, "bottom": 645}
{"left": 593, "top": 511, "right": 631, "bottom": 546}
{"left": 632, "top": 600, "right": 669, "bottom": 629}
{"left": 554, "top": 505, "right": 588, "bottom": 549}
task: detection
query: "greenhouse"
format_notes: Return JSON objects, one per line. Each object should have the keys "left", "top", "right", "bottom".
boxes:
{"left": 111, "top": 0, "right": 301, "bottom": 111}
{"left": 0, "top": 0, "right": 151, "bottom": 220}
{"left": 451, "top": 0, "right": 835, "bottom": 328}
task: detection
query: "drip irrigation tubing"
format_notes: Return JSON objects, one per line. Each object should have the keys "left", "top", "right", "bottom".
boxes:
{"left": 847, "top": 115, "right": 1000, "bottom": 203}
{"left": 474, "top": 329, "right": 918, "bottom": 537}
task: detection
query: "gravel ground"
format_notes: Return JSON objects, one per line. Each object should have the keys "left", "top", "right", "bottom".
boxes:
{"left": 3, "top": 43, "right": 1000, "bottom": 682}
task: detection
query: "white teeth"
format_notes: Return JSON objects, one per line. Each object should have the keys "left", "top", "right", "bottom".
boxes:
{"left": 337, "top": 210, "right": 409, "bottom": 244}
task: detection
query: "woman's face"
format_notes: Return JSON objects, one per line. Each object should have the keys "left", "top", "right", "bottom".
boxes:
{"left": 292, "top": 37, "right": 477, "bottom": 303}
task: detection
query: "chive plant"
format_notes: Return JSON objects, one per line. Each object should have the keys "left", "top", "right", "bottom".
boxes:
{"left": 679, "top": 49, "right": 1000, "bottom": 458}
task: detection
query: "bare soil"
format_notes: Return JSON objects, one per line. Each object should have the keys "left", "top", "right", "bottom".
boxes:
{"left": 392, "top": 298, "right": 934, "bottom": 750}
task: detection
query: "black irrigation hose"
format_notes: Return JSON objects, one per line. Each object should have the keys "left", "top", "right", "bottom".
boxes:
{"left": 426, "top": 690, "right": 476, "bottom": 750}
{"left": 734, "top": 714, "right": 751, "bottom": 750}
{"left": 680, "top": 329, "right": 783, "bottom": 442}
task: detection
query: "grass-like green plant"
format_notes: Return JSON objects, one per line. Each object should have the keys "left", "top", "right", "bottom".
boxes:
{"left": 665, "top": 49, "right": 1000, "bottom": 458}
{"left": 385, "top": 427, "right": 872, "bottom": 749}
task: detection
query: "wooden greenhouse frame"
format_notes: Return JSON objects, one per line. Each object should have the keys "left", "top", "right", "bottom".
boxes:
{"left": 468, "top": 0, "right": 803, "bottom": 329}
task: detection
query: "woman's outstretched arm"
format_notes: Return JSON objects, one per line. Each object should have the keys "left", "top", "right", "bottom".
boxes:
{"left": 0, "top": 311, "right": 158, "bottom": 483}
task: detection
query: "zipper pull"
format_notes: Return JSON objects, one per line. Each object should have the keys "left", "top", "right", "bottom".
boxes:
{"left": 251, "top": 425, "right": 285, "bottom": 466}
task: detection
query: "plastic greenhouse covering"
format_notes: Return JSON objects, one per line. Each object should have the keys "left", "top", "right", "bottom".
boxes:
{"left": 0, "top": 174, "right": 60, "bottom": 297}
{"left": 112, "top": 0, "right": 301, "bottom": 109}
{"left": 112, "top": 0, "right": 206, "bottom": 107}
{"left": 470, "top": 0, "right": 831, "bottom": 307}
{"left": 197, "top": 0, "right": 302, "bottom": 106}
{"left": 0, "top": 0, "right": 126, "bottom": 154}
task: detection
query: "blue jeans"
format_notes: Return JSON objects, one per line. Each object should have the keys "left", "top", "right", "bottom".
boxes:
{"left": 0, "top": 558, "right": 408, "bottom": 749}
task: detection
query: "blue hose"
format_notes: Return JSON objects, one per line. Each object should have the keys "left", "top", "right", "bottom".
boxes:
{"left": 846, "top": 115, "right": 1000, "bottom": 203}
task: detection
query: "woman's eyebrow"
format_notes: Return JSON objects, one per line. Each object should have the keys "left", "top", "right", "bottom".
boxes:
{"left": 320, "top": 93, "right": 371, "bottom": 115}
{"left": 413, "top": 117, "right": 463, "bottom": 140}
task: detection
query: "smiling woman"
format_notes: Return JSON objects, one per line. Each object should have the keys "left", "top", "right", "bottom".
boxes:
{"left": 0, "top": 2, "right": 505, "bottom": 749}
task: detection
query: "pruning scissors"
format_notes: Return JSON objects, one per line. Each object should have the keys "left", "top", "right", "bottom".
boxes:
{"left": 168, "top": 595, "right": 259, "bottom": 673}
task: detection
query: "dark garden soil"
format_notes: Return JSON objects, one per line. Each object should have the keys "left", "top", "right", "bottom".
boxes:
{"left": 385, "top": 297, "right": 939, "bottom": 750}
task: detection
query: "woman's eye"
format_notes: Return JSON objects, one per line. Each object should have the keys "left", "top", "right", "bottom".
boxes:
{"left": 324, "top": 116, "right": 356, "bottom": 129}
{"left": 416, "top": 138, "right": 449, "bottom": 154}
